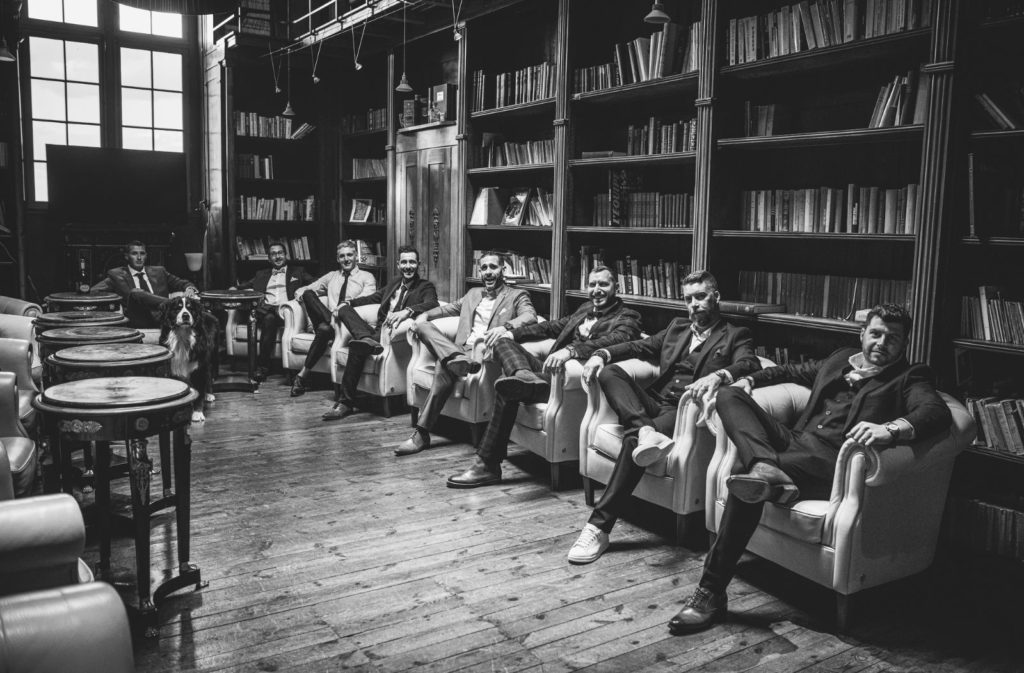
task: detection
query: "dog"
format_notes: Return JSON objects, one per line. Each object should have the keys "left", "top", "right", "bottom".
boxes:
{"left": 159, "top": 296, "right": 219, "bottom": 423}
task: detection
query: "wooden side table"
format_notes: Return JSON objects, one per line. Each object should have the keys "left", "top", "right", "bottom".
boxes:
{"left": 38, "top": 327, "right": 144, "bottom": 384}
{"left": 200, "top": 289, "right": 263, "bottom": 393}
{"left": 44, "top": 291, "right": 122, "bottom": 313}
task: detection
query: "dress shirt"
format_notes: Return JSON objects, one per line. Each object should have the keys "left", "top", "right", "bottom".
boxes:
{"left": 844, "top": 352, "right": 915, "bottom": 439}
{"left": 130, "top": 268, "right": 152, "bottom": 291}
{"left": 466, "top": 294, "right": 497, "bottom": 347}
{"left": 689, "top": 319, "right": 720, "bottom": 353}
{"left": 265, "top": 266, "right": 288, "bottom": 306}
{"left": 388, "top": 281, "right": 412, "bottom": 314}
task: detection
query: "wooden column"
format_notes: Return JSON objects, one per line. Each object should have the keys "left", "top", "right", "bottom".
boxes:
{"left": 453, "top": 21, "right": 469, "bottom": 300}
{"left": 550, "top": 0, "right": 571, "bottom": 319}
{"left": 386, "top": 50, "right": 397, "bottom": 280}
{"left": 691, "top": 0, "right": 720, "bottom": 272}
{"left": 909, "top": 0, "right": 961, "bottom": 364}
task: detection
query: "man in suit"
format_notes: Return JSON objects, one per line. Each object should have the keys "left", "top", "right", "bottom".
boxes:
{"left": 668, "top": 303, "right": 953, "bottom": 635}
{"left": 105, "top": 240, "right": 198, "bottom": 328}
{"left": 321, "top": 245, "right": 439, "bottom": 421}
{"left": 446, "top": 265, "right": 642, "bottom": 487}
{"left": 568, "top": 269, "right": 761, "bottom": 565}
{"left": 398, "top": 251, "right": 537, "bottom": 455}
{"left": 290, "top": 240, "right": 377, "bottom": 397}
{"left": 235, "top": 242, "right": 314, "bottom": 381}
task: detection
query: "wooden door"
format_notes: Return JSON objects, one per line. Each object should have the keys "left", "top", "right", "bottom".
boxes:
{"left": 397, "top": 145, "right": 452, "bottom": 301}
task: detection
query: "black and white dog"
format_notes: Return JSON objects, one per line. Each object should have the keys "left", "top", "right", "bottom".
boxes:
{"left": 159, "top": 296, "right": 219, "bottom": 422}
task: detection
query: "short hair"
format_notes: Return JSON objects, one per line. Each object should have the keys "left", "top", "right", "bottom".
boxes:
{"left": 337, "top": 240, "right": 358, "bottom": 253}
{"left": 268, "top": 242, "right": 288, "bottom": 255}
{"left": 865, "top": 303, "right": 913, "bottom": 332}
{"left": 396, "top": 245, "right": 419, "bottom": 261}
{"left": 588, "top": 265, "right": 617, "bottom": 283}
{"left": 478, "top": 250, "right": 506, "bottom": 267}
{"left": 125, "top": 240, "right": 146, "bottom": 253}
{"left": 680, "top": 269, "right": 719, "bottom": 293}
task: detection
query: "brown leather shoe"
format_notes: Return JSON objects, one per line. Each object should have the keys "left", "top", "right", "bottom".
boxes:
{"left": 727, "top": 461, "right": 800, "bottom": 505}
{"left": 669, "top": 587, "right": 727, "bottom": 635}
{"left": 446, "top": 356, "right": 482, "bottom": 377}
{"left": 395, "top": 429, "right": 430, "bottom": 456}
{"left": 322, "top": 403, "right": 355, "bottom": 421}
{"left": 494, "top": 370, "right": 550, "bottom": 401}
{"left": 348, "top": 337, "right": 384, "bottom": 356}
{"left": 289, "top": 375, "right": 307, "bottom": 397}
{"left": 446, "top": 459, "right": 502, "bottom": 488}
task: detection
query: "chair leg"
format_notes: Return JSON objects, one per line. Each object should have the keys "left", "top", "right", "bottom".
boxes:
{"left": 410, "top": 408, "right": 419, "bottom": 427}
{"left": 549, "top": 462, "right": 573, "bottom": 491}
{"left": 582, "top": 476, "right": 596, "bottom": 507}
{"left": 835, "top": 594, "right": 853, "bottom": 632}
{"left": 673, "top": 512, "right": 708, "bottom": 549}
{"left": 469, "top": 423, "right": 482, "bottom": 447}
{"left": 381, "top": 396, "right": 392, "bottom": 418}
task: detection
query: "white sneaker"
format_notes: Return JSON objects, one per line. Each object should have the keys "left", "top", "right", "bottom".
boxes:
{"left": 567, "top": 523, "right": 610, "bottom": 564}
{"left": 632, "top": 426, "right": 675, "bottom": 467}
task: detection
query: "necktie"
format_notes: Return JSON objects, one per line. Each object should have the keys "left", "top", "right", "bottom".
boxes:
{"left": 395, "top": 284, "right": 409, "bottom": 311}
{"left": 337, "top": 271, "right": 350, "bottom": 305}
{"left": 136, "top": 271, "right": 154, "bottom": 293}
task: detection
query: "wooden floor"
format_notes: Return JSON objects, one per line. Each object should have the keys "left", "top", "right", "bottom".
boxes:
{"left": 85, "top": 374, "right": 1022, "bottom": 673}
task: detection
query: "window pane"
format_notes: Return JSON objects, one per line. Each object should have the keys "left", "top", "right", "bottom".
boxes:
{"left": 67, "top": 124, "right": 101, "bottom": 147}
{"left": 121, "top": 48, "right": 152, "bottom": 88}
{"left": 122, "top": 127, "right": 153, "bottom": 151}
{"left": 31, "top": 80, "right": 67, "bottom": 121}
{"left": 67, "top": 83, "right": 100, "bottom": 124}
{"left": 122, "top": 88, "right": 152, "bottom": 127}
{"left": 29, "top": 37, "right": 65, "bottom": 80}
{"left": 65, "top": 42, "right": 99, "bottom": 83}
{"left": 154, "top": 130, "right": 183, "bottom": 152}
{"left": 152, "top": 11, "right": 183, "bottom": 38}
{"left": 34, "top": 162, "right": 49, "bottom": 202}
{"left": 33, "top": 120, "right": 66, "bottom": 158}
{"left": 153, "top": 91, "right": 183, "bottom": 130}
{"left": 27, "top": 0, "right": 63, "bottom": 22}
{"left": 119, "top": 5, "right": 151, "bottom": 34}
{"left": 63, "top": 0, "right": 97, "bottom": 27}
{"left": 153, "top": 52, "right": 182, "bottom": 92}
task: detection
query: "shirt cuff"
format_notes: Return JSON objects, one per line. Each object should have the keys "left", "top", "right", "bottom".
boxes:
{"left": 892, "top": 417, "right": 915, "bottom": 441}
{"left": 595, "top": 349, "right": 611, "bottom": 363}
{"left": 715, "top": 369, "right": 734, "bottom": 383}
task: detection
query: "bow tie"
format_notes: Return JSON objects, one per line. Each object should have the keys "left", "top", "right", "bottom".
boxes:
{"left": 271, "top": 268, "right": 285, "bottom": 275}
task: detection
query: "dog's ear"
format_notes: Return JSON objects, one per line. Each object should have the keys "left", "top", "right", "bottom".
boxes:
{"left": 158, "top": 298, "right": 175, "bottom": 324}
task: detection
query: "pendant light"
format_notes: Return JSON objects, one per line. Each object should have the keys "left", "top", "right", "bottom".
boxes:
{"left": 644, "top": 1, "right": 671, "bottom": 24}
{"left": 395, "top": 0, "right": 413, "bottom": 93}
{"left": 281, "top": 2, "right": 295, "bottom": 116}
{"left": 0, "top": 37, "right": 14, "bottom": 63}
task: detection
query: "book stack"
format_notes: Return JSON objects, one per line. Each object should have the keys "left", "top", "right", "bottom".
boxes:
{"left": 341, "top": 107, "right": 387, "bottom": 134}
{"left": 868, "top": 70, "right": 929, "bottom": 128}
{"left": 471, "top": 250, "right": 551, "bottom": 285}
{"left": 572, "top": 22, "right": 700, "bottom": 94}
{"left": 238, "top": 195, "right": 316, "bottom": 221}
{"left": 577, "top": 245, "right": 691, "bottom": 299}
{"left": 727, "top": 0, "right": 934, "bottom": 65}
{"left": 755, "top": 345, "right": 809, "bottom": 366}
{"left": 960, "top": 286, "right": 1024, "bottom": 345}
{"left": 351, "top": 157, "right": 386, "bottom": 179}
{"left": 974, "top": 91, "right": 1024, "bottom": 130}
{"left": 491, "top": 188, "right": 553, "bottom": 227}
{"left": 740, "top": 183, "right": 920, "bottom": 234}
{"left": 235, "top": 235, "right": 312, "bottom": 261}
{"left": 289, "top": 123, "right": 316, "bottom": 140}
{"left": 234, "top": 112, "right": 294, "bottom": 139}
{"left": 947, "top": 497, "right": 1024, "bottom": 561}
{"left": 236, "top": 153, "right": 274, "bottom": 179}
{"left": 966, "top": 396, "right": 1024, "bottom": 455}
{"left": 475, "top": 135, "right": 555, "bottom": 167}
{"left": 738, "top": 270, "right": 911, "bottom": 319}
{"left": 470, "top": 62, "right": 556, "bottom": 111}
{"left": 592, "top": 169, "right": 693, "bottom": 228}
{"left": 625, "top": 116, "right": 697, "bottom": 155}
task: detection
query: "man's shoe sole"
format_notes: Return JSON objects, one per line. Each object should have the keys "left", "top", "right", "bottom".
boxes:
{"left": 395, "top": 445, "right": 426, "bottom": 456}
{"left": 494, "top": 377, "right": 550, "bottom": 400}
{"left": 567, "top": 545, "right": 609, "bottom": 565}
{"left": 349, "top": 340, "right": 384, "bottom": 356}
{"left": 632, "top": 440, "right": 675, "bottom": 467}
{"left": 446, "top": 475, "right": 501, "bottom": 488}
{"left": 726, "top": 476, "right": 800, "bottom": 505}
{"left": 447, "top": 360, "right": 482, "bottom": 377}
{"left": 668, "top": 608, "right": 727, "bottom": 635}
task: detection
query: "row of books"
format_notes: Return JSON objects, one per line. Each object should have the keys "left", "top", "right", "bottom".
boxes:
{"left": 960, "top": 286, "right": 1024, "bottom": 345}
{"left": 572, "top": 21, "right": 700, "bottom": 94}
{"left": 738, "top": 270, "right": 911, "bottom": 320}
{"left": 238, "top": 195, "right": 316, "bottom": 222}
{"left": 625, "top": 116, "right": 698, "bottom": 155}
{"left": 868, "top": 69, "right": 928, "bottom": 128}
{"left": 727, "top": 0, "right": 933, "bottom": 66}
{"left": 578, "top": 245, "right": 691, "bottom": 300}
{"left": 740, "top": 184, "right": 920, "bottom": 235}
{"left": 974, "top": 90, "right": 1024, "bottom": 130}
{"left": 234, "top": 112, "right": 314, "bottom": 140}
{"left": 592, "top": 192, "right": 694, "bottom": 229}
{"left": 754, "top": 346, "right": 810, "bottom": 366}
{"left": 469, "top": 62, "right": 556, "bottom": 112}
{"left": 967, "top": 396, "right": 1024, "bottom": 455}
{"left": 474, "top": 136, "right": 554, "bottom": 167}
{"left": 470, "top": 250, "right": 551, "bottom": 285}
{"left": 235, "top": 235, "right": 312, "bottom": 262}
{"left": 470, "top": 187, "right": 554, "bottom": 227}
{"left": 351, "top": 157, "right": 386, "bottom": 180}
{"left": 237, "top": 153, "right": 274, "bottom": 180}
{"left": 341, "top": 107, "right": 387, "bottom": 134}
{"left": 947, "top": 497, "right": 1024, "bottom": 561}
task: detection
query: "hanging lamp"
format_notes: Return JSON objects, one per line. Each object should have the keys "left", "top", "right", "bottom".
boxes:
{"left": 395, "top": 0, "right": 413, "bottom": 93}
{"left": 644, "top": 1, "right": 671, "bottom": 24}
{"left": 281, "top": 1, "right": 295, "bottom": 116}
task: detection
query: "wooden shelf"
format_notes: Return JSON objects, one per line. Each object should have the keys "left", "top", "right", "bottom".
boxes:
{"left": 567, "top": 226, "right": 692, "bottom": 235}
{"left": 757, "top": 313, "right": 862, "bottom": 334}
{"left": 718, "top": 125, "right": 924, "bottom": 150}
{"left": 467, "top": 225, "right": 552, "bottom": 232}
{"left": 344, "top": 176, "right": 387, "bottom": 184}
{"left": 714, "top": 230, "right": 916, "bottom": 242}
{"left": 720, "top": 29, "right": 930, "bottom": 81}
{"left": 342, "top": 128, "right": 387, "bottom": 139}
{"left": 466, "top": 277, "right": 551, "bottom": 293}
{"left": 237, "top": 219, "right": 317, "bottom": 226}
{"left": 960, "top": 236, "right": 1024, "bottom": 247}
{"left": 565, "top": 290, "right": 684, "bottom": 311}
{"left": 572, "top": 71, "right": 699, "bottom": 106}
{"left": 397, "top": 120, "right": 456, "bottom": 135}
{"left": 963, "top": 444, "right": 1024, "bottom": 466}
{"left": 343, "top": 221, "right": 387, "bottom": 227}
{"left": 238, "top": 258, "right": 317, "bottom": 264}
{"left": 466, "top": 163, "right": 554, "bottom": 177}
{"left": 238, "top": 178, "right": 316, "bottom": 188}
{"left": 969, "top": 129, "right": 1024, "bottom": 143}
{"left": 470, "top": 98, "right": 555, "bottom": 120}
{"left": 952, "top": 339, "right": 1024, "bottom": 357}
{"left": 569, "top": 152, "right": 696, "bottom": 169}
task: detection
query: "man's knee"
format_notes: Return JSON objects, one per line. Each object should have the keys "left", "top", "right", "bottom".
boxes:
{"left": 597, "top": 363, "right": 627, "bottom": 387}
{"left": 314, "top": 323, "right": 334, "bottom": 339}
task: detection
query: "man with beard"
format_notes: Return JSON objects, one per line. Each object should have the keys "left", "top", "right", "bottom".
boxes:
{"left": 321, "top": 246, "right": 439, "bottom": 420}
{"left": 398, "top": 251, "right": 537, "bottom": 456}
{"left": 567, "top": 269, "right": 761, "bottom": 564}
{"left": 668, "top": 303, "right": 952, "bottom": 635}
{"left": 290, "top": 240, "right": 377, "bottom": 396}
{"left": 235, "top": 242, "right": 315, "bottom": 381}
{"left": 445, "top": 265, "right": 642, "bottom": 487}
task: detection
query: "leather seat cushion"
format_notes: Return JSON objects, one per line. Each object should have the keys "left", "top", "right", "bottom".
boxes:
{"left": 412, "top": 364, "right": 435, "bottom": 390}
{"left": 233, "top": 324, "right": 281, "bottom": 343}
{"left": 1, "top": 435, "right": 37, "bottom": 496}
{"left": 757, "top": 499, "right": 829, "bottom": 545}
{"left": 515, "top": 402, "right": 546, "bottom": 431}
{"left": 592, "top": 423, "right": 669, "bottom": 478}
{"left": 138, "top": 329, "right": 161, "bottom": 345}
{"left": 290, "top": 332, "right": 315, "bottom": 355}
{"left": 335, "top": 348, "right": 383, "bottom": 376}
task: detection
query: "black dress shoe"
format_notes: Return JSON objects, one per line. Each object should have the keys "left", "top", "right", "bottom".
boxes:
{"left": 348, "top": 337, "right": 384, "bottom": 356}
{"left": 395, "top": 429, "right": 430, "bottom": 456}
{"left": 669, "top": 587, "right": 727, "bottom": 635}
{"left": 290, "top": 375, "right": 307, "bottom": 397}
{"left": 322, "top": 403, "right": 355, "bottom": 421}
{"left": 726, "top": 462, "right": 800, "bottom": 505}
{"left": 494, "top": 370, "right": 550, "bottom": 401}
{"left": 255, "top": 366, "right": 270, "bottom": 382}
{"left": 446, "top": 459, "right": 502, "bottom": 488}
{"left": 446, "top": 357, "right": 482, "bottom": 377}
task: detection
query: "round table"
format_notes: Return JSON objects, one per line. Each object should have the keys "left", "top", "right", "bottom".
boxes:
{"left": 46, "top": 343, "right": 171, "bottom": 385}
{"left": 44, "top": 291, "right": 122, "bottom": 313}
{"left": 37, "top": 326, "right": 144, "bottom": 373}
{"left": 34, "top": 310, "right": 128, "bottom": 331}
{"left": 32, "top": 377, "right": 203, "bottom": 637}
{"left": 200, "top": 289, "right": 263, "bottom": 392}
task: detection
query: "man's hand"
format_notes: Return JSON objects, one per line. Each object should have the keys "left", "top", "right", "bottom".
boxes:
{"left": 383, "top": 308, "right": 412, "bottom": 330}
{"left": 184, "top": 286, "right": 199, "bottom": 298}
{"left": 482, "top": 325, "right": 510, "bottom": 348}
{"left": 685, "top": 372, "right": 724, "bottom": 404}
{"left": 408, "top": 316, "right": 428, "bottom": 336}
{"left": 543, "top": 348, "right": 571, "bottom": 374}
{"left": 731, "top": 377, "right": 754, "bottom": 395}
{"left": 846, "top": 421, "right": 894, "bottom": 448}
{"left": 581, "top": 355, "right": 605, "bottom": 385}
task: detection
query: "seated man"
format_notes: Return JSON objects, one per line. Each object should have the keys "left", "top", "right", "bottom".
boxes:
{"left": 235, "top": 242, "right": 314, "bottom": 381}
{"left": 568, "top": 270, "right": 761, "bottom": 564}
{"left": 322, "top": 245, "right": 439, "bottom": 420}
{"left": 446, "top": 265, "right": 642, "bottom": 488}
{"left": 669, "top": 303, "right": 953, "bottom": 635}
{"left": 290, "top": 240, "right": 377, "bottom": 397}
{"left": 105, "top": 240, "right": 197, "bottom": 328}
{"left": 398, "top": 251, "right": 537, "bottom": 456}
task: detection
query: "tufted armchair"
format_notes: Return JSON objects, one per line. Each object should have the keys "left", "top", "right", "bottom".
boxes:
{"left": 0, "top": 336, "right": 40, "bottom": 428}
{"left": 279, "top": 296, "right": 341, "bottom": 378}
{"left": 0, "top": 371, "right": 37, "bottom": 497}
{"left": 703, "top": 383, "right": 976, "bottom": 628}
{"left": 0, "top": 296, "right": 42, "bottom": 318}
{"left": 224, "top": 308, "right": 281, "bottom": 362}
{"left": 330, "top": 304, "right": 414, "bottom": 417}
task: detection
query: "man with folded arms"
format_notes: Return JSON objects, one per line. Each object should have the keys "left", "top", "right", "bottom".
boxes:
{"left": 398, "top": 251, "right": 537, "bottom": 456}
{"left": 290, "top": 240, "right": 377, "bottom": 396}
{"left": 321, "top": 245, "right": 438, "bottom": 420}
{"left": 568, "top": 270, "right": 761, "bottom": 564}
{"left": 446, "top": 265, "right": 642, "bottom": 488}
{"left": 668, "top": 303, "right": 952, "bottom": 635}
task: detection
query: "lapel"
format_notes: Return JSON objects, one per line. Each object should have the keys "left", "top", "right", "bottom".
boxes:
{"left": 692, "top": 321, "right": 728, "bottom": 376}
{"left": 562, "top": 303, "right": 592, "bottom": 339}
{"left": 847, "top": 357, "right": 907, "bottom": 422}
{"left": 663, "top": 319, "right": 694, "bottom": 371}
{"left": 488, "top": 285, "right": 510, "bottom": 326}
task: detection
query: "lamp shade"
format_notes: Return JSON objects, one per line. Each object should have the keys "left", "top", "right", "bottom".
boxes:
{"left": 184, "top": 253, "right": 204, "bottom": 272}
{"left": 644, "top": 2, "right": 671, "bottom": 24}
{"left": 111, "top": 0, "right": 238, "bottom": 15}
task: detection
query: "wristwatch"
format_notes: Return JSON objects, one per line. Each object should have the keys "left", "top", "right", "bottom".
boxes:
{"left": 883, "top": 422, "right": 900, "bottom": 439}
{"left": 565, "top": 345, "right": 578, "bottom": 358}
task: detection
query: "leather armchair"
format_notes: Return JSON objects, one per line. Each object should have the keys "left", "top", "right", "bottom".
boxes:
{"left": 225, "top": 308, "right": 281, "bottom": 361}
{"left": 704, "top": 383, "right": 976, "bottom": 628}
{"left": 279, "top": 296, "right": 340, "bottom": 377}
{"left": 0, "top": 295, "right": 42, "bottom": 317}
{"left": 0, "top": 371, "right": 37, "bottom": 496}
{"left": 0, "top": 314, "right": 42, "bottom": 388}
{"left": 330, "top": 304, "right": 413, "bottom": 417}
{"left": 0, "top": 337, "right": 40, "bottom": 430}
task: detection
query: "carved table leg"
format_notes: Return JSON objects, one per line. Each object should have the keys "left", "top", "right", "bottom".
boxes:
{"left": 126, "top": 436, "right": 158, "bottom": 637}
{"left": 159, "top": 431, "right": 172, "bottom": 498}
{"left": 247, "top": 303, "right": 259, "bottom": 391}
{"left": 94, "top": 441, "right": 112, "bottom": 575}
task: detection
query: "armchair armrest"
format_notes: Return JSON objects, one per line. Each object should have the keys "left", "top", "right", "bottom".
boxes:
{"left": 0, "top": 338, "right": 35, "bottom": 393}
{"left": 334, "top": 304, "right": 381, "bottom": 351}
{"left": 580, "top": 358, "right": 660, "bottom": 460}
{"left": 0, "top": 494, "right": 85, "bottom": 596}
{"left": 0, "top": 296, "right": 42, "bottom": 317}
{"left": 279, "top": 299, "right": 306, "bottom": 334}
{"left": 0, "top": 372, "right": 26, "bottom": 438}
{"left": 0, "top": 314, "right": 35, "bottom": 342}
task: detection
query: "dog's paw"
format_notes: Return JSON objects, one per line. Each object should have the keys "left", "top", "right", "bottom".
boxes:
{"left": 204, "top": 393, "right": 216, "bottom": 403}
{"left": 191, "top": 411, "right": 206, "bottom": 423}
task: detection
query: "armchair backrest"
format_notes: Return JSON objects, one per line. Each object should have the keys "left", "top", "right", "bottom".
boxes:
{"left": 0, "top": 494, "right": 86, "bottom": 597}
{"left": 0, "top": 442, "right": 14, "bottom": 501}
{"left": 0, "top": 296, "right": 42, "bottom": 318}
{"left": 0, "top": 372, "right": 26, "bottom": 437}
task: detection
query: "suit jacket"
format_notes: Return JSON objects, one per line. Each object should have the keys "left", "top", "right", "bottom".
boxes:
{"left": 106, "top": 265, "right": 194, "bottom": 305}
{"left": 297, "top": 267, "right": 376, "bottom": 312}
{"left": 751, "top": 347, "right": 953, "bottom": 442}
{"left": 511, "top": 298, "right": 642, "bottom": 359}
{"left": 423, "top": 283, "right": 537, "bottom": 348}
{"left": 350, "top": 274, "right": 439, "bottom": 325}
{"left": 238, "top": 265, "right": 314, "bottom": 307}
{"left": 604, "top": 317, "right": 761, "bottom": 392}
